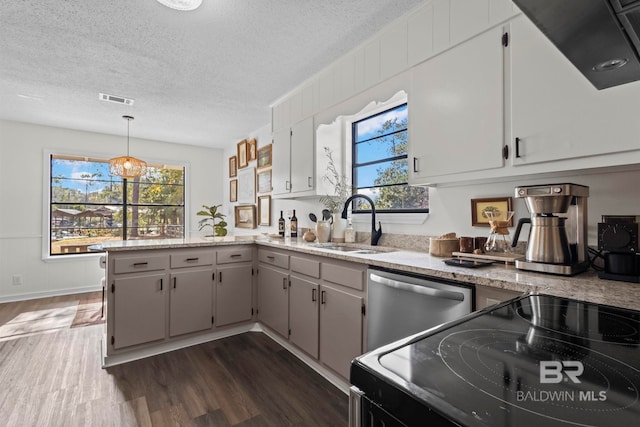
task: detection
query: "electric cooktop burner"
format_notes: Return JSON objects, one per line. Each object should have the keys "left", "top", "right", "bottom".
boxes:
{"left": 355, "top": 295, "right": 640, "bottom": 427}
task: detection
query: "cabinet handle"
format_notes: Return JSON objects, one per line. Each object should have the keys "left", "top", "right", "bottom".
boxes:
{"left": 502, "top": 144, "right": 509, "bottom": 160}
{"left": 219, "top": 272, "right": 222, "bottom": 282}
{"left": 285, "top": 180, "right": 291, "bottom": 191}
{"left": 321, "top": 290, "right": 326, "bottom": 304}
{"left": 413, "top": 157, "right": 418, "bottom": 173}
{"left": 266, "top": 255, "right": 275, "bottom": 260}
{"left": 160, "top": 278, "right": 163, "bottom": 291}
{"left": 173, "top": 277, "right": 177, "bottom": 289}
{"left": 312, "top": 288, "right": 317, "bottom": 302}
{"left": 308, "top": 176, "right": 313, "bottom": 188}
{"left": 133, "top": 262, "right": 148, "bottom": 267}
{"left": 515, "top": 137, "right": 522, "bottom": 158}
{"left": 283, "top": 278, "right": 288, "bottom": 290}
{"left": 185, "top": 257, "right": 199, "bottom": 262}
{"left": 230, "top": 254, "right": 242, "bottom": 258}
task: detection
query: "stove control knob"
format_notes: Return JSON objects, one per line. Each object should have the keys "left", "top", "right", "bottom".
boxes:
{"left": 553, "top": 187, "right": 563, "bottom": 193}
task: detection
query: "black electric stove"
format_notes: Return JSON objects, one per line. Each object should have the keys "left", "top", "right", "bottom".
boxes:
{"left": 350, "top": 294, "right": 640, "bottom": 427}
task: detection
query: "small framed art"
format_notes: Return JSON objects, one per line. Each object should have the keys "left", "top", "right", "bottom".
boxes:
{"left": 257, "top": 169, "right": 272, "bottom": 193}
{"left": 229, "top": 156, "right": 237, "bottom": 177}
{"left": 230, "top": 179, "right": 238, "bottom": 202}
{"left": 235, "top": 205, "right": 256, "bottom": 229}
{"left": 257, "top": 144, "right": 272, "bottom": 169}
{"left": 471, "top": 197, "right": 513, "bottom": 227}
{"left": 237, "top": 139, "right": 248, "bottom": 169}
{"left": 258, "top": 195, "right": 271, "bottom": 226}
{"left": 247, "top": 138, "right": 257, "bottom": 161}
{"left": 237, "top": 167, "right": 255, "bottom": 204}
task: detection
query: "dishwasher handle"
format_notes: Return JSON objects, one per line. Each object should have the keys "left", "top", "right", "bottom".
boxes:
{"left": 369, "top": 273, "right": 465, "bottom": 302}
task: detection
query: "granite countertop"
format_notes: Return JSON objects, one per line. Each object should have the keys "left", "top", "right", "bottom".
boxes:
{"left": 101, "top": 236, "right": 640, "bottom": 311}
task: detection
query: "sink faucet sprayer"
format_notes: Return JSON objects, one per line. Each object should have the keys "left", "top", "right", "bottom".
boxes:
{"left": 341, "top": 194, "right": 382, "bottom": 246}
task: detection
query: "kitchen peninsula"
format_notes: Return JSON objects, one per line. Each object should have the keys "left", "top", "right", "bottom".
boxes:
{"left": 101, "top": 236, "right": 640, "bottom": 386}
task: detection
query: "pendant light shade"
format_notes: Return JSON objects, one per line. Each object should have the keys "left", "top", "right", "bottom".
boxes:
{"left": 109, "top": 115, "right": 147, "bottom": 179}
{"left": 156, "top": 0, "right": 202, "bottom": 11}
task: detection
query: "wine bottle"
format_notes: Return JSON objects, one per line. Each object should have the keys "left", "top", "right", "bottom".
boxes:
{"left": 278, "top": 211, "right": 285, "bottom": 237}
{"left": 290, "top": 210, "right": 298, "bottom": 238}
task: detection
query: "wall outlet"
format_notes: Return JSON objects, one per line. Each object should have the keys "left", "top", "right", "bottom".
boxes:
{"left": 12, "top": 275, "right": 23, "bottom": 286}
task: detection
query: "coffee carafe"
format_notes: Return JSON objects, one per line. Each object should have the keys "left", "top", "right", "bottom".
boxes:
{"left": 512, "top": 184, "right": 589, "bottom": 276}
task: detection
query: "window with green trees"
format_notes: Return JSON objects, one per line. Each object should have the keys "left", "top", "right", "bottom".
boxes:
{"left": 49, "top": 154, "right": 185, "bottom": 256}
{"left": 351, "top": 103, "right": 429, "bottom": 213}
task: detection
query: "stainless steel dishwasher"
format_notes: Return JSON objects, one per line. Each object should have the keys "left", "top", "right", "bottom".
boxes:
{"left": 367, "top": 267, "right": 474, "bottom": 351}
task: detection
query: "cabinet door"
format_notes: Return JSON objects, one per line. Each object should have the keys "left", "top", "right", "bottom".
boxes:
{"left": 290, "top": 116, "right": 315, "bottom": 194}
{"left": 112, "top": 273, "right": 166, "bottom": 349}
{"left": 510, "top": 15, "right": 640, "bottom": 165}
{"left": 258, "top": 265, "right": 289, "bottom": 337}
{"left": 289, "top": 275, "right": 319, "bottom": 358}
{"left": 409, "top": 25, "right": 504, "bottom": 184}
{"left": 169, "top": 269, "right": 214, "bottom": 337}
{"left": 216, "top": 265, "right": 253, "bottom": 327}
{"left": 319, "top": 285, "right": 364, "bottom": 379}
{"left": 271, "top": 128, "right": 291, "bottom": 195}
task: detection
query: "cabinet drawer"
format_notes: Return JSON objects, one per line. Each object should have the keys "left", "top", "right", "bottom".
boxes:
{"left": 291, "top": 256, "right": 320, "bottom": 278}
{"left": 258, "top": 249, "right": 289, "bottom": 269}
{"left": 113, "top": 254, "right": 169, "bottom": 274}
{"left": 170, "top": 250, "right": 214, "bottom": 269}
{"left": 322, "top": 262, "right": 365, "bottom": 291}
{"left": 217, "top": 247, "right": 253, "bottom": 264}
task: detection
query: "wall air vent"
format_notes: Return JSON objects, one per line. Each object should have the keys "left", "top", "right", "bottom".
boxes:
{"left": 99, "top": 93, "right": 135, "bottom": 106}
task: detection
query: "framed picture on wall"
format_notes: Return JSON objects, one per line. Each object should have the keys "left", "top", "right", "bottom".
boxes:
{"left": 471, "top": 197, "right": 513, "bottom": 226}
{"left": 257, "top": 144, "right": 272, "bottom": 169}
{"left": 230, "top": 179, "right": 238, "bottom": 202}
{"left": 237, "top": 167, "right": 255, "bottom": 204}
{"left": 237, "top": 139, "right": 248, "bottom": 168}
{"left": 258, "top": 195, "right": 271, "bottom": 226}
{"left": 229, "top": 156, "right": 237, "bottom": 177}
{"left": 247, "top": 138, "right": 257, "bottom": 161}
{"left": 234, "top": 205, "right": 256, "bottom": 229}
{"left": 257, "top": 169, "right": 272, "bottom": 193}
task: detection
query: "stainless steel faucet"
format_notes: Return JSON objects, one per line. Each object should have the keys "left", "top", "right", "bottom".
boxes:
{"left": 341, "top": 194, "right": 382, "bottom": 246}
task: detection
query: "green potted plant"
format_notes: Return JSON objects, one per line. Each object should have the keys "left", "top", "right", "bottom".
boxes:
{"left": 197, "top": 204, "right": 228, "bottom": 236}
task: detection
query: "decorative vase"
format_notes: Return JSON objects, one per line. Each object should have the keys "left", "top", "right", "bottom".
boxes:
{"left": 331, "top": 213, "right": 346, "bottom": 243}
{"left": 316, "top": 220, "right": 332, "bottom": 243}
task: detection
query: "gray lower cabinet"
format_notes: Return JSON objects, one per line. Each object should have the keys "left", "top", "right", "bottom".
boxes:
{"left": 169, "top": 269, "right": 215, "bottom": 337}
{"left": 216, "top": 265, "right": 253, "bottom": 327}
{"left": 258, "top": 264, "right": 289, "bottom": 337}
{"left": 319, "top": 284, "right": 364, "bottom": 379}
{"left": 289, "top": 275, "right": 319, "bottom": 358}
{"left": 112, "top": 272, "right": 167, "bottom": 349}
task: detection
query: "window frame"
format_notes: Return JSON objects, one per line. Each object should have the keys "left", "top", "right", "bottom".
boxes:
{"left": 350, "top": 102, "right": 429, "bottom": 215}
{"left": 42, "top": 149, "right": 190, "bottom": 260}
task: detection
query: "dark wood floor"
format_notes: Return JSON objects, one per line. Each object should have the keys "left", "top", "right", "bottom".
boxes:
{"left": 0, "top": 293, "right": 349, "bottom": 426}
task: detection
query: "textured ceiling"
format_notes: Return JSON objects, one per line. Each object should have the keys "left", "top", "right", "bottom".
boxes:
{"left": 0, "top": 0, "right": 424, "bottom": 148}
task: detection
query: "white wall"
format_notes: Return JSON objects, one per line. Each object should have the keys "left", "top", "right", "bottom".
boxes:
{"left": 0, "top": 120, "right": 224, "bottom": 301}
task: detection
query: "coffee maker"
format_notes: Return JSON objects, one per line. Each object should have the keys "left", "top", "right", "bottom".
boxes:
{"left": 512, "top": 183, "right": 589, "bottom": 275}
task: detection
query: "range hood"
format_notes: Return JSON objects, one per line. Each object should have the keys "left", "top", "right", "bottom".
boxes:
{"left": 513, "top": 0, "right": 640, "bottom": 89}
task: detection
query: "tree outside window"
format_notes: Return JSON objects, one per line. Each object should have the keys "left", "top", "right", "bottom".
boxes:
{"left": 352, "top": 104, "right": 428, "bottom": 213}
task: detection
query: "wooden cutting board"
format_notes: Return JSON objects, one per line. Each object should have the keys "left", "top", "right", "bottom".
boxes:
{"left": 451, "top": 251, "right": 524, "bottom": 264}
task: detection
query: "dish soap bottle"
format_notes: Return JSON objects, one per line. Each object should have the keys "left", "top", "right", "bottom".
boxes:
{"left": 344, "top": 219, "right": 355, "bottom": 243}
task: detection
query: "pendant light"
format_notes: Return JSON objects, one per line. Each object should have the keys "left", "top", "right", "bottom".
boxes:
{"left": 109, "top": 115, "right": 147, "bottom": 179}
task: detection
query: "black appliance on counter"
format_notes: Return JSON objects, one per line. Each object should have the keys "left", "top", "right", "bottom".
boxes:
{"left": 597, "top": 215, "right": 640, "bottom": 282}
{"left": 350, "top": 294, "right": 640, "bottom": 426}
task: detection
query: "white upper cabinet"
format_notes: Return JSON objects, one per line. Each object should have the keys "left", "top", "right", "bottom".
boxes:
{"left": 409, "top": 25, "right": 505, "bottom": 185}
{"left": 510, "top": 15, "right": 640, "bottom": 166}
{"left": 271, "top": 116, "right": 315, "bottom": 197}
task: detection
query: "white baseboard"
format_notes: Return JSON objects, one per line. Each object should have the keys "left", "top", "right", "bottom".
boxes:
{"left": 0, "top": 285, "right": 103, "bottom": 303}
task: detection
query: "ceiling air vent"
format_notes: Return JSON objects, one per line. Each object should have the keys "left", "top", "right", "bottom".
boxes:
{"left": 99, "top": 93, "right": 135, "bottom": 106}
